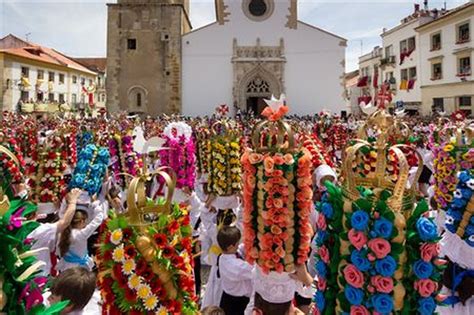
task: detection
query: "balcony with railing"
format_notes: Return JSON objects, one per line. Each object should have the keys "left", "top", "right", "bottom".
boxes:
{"left": 380, "top": 56, "right": 396, "bottom": 66}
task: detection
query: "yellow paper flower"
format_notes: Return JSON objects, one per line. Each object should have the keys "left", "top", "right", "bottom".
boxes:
{"left": 122, "top": 259, "right": 136, "bottom": 275}
{"left": 137, "top": 284, "right": 152, "bottom": 299}
{"left": 110, "top": 229, "right": 123, "bottom": 245}
{"left": 128, "top": 274, "right": 141, "bottom": 290}
{"left": 143, "top": 294, "right": 158, "bottom": 311}
{"left": 112, "top": 245, "right": 125, "bottom": 262}
{"left": 444, "top": 144, "right": 454, "bottom": 152}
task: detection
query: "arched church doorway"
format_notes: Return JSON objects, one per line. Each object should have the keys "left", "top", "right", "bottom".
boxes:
{"left": 245, "top": 76, "right": 271, "bottom": 115}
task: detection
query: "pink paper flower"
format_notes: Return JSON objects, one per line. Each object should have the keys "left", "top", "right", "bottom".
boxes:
{"left": 368, "top": 238, "right": 391, "bottom": 259}
{"left": 348, "top": 229, "right": 368, "bottom": 251}
{"left": 318, "top": 245, "right": 330, "bottom": 264}
{"left": 343, "top": 264, "right": 364, "bottom": 288}
{"left": 414, "top": 279, "right": 438, "bottom": 297}
{"left": 370, "top": 275, "right": 394, "bottom": 293}
{"left": 420, "top": 243, "right": 439, "bottom": 262}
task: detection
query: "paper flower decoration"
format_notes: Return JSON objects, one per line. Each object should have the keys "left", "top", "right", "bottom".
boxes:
{"left": 69, "top": 144, "right": 110, "bottom": 196}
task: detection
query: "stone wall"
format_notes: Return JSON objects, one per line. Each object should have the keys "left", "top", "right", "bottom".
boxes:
{"left": 106, "top": 1, "right": 189, "bottom": 116}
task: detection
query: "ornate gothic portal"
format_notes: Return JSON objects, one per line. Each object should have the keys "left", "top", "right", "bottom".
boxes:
{"left": 232, "top": 38, "right": 286, "bottom": 114}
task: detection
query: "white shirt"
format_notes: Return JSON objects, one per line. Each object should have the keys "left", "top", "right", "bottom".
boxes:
{"left": 219, "top": 253, "right": 255, "bottom": 298}
{"left": 28, "top": 222, "right": 58, "bottom": 276}
{"left": 254, "top": 267, "right": 297, "bottom": 304}
{"left": 57, "top": 205, "right": 105, "bottom": 271}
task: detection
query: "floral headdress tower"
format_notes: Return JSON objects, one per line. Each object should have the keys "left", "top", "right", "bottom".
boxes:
{"left": 207, "top": 119, "right": 241, "bottom": 197}
{"left": 0, "top": 145, "right": 67, "bottom": 314}
{"left": 241, "top": 95, "right": 314, "bottom": 274}
{"left": 159, "top": 122, "right": 196, "bottom": 192}
{"left": 432, "top": 125, "right": 473, "bottom": 209}
{"left": 312, "top": 109, "right": 443, "bottom": 315}
{"left": 97, "top": 164, "right": 198, "bottom": 314}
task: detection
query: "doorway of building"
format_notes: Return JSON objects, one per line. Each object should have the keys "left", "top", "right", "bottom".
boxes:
{"left": 247, "top": 96, "right": 268, "bottom": 115}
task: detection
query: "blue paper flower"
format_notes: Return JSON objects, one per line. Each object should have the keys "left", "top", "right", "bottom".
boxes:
{"left": 459, "top": 171, "right": 471, "bottom": 184}
{"left": 315, "top": 260, "right": 327, "bottom": 278}
{"left": 321, "top": 202, "right": 334, "bottom": 219}
{"left": 413, "top": 260, "right": 433, "bottom": 279}
{"left": 372, "top": 294, "right": 393, "bottom": 314}
{"left": 374, "top": 218, "right": 393, "bottom": 239}
{"left": 416, "top": 217, "right": 438, "bottom": 241}
{"left": 351, "top": 210, "right": 369, "bottom": 231}
{"left": 314, "top": 291, "right": 325, "bottom": 310}
{"left": 417, "top": 297, "right": 436, "bottom": 315}
{"left": 315, "top": 231, "right": 328, "bottom": 246}
{"left": 375, "top": 256, "right": 397, "bottom": 277}
{"left": 351, "top": 250, "right": 370, "bottom": 272}
{"left": 344, "top": 285, "right": 364, "bottom": 305}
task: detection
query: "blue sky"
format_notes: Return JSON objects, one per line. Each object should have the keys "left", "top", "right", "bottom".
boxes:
{"left": 0, "top": 0, "right": 469, "bottom": 71}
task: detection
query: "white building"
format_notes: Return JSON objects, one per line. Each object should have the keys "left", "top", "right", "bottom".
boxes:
{"left": 416, "top": 1, "right": 473, "bottom": 116}
{"left": 344, "top": 70, "right": 360, "bottom": 115}
{"left": 380, "top": 4, "right": 443, "bottom": 114}
{"left": 357, "top": 46, "right": 382, "bottom": 108}
{"left": 0, "top": 34, "right": 97, "bottom": 112}
{"left": 182, "top": 0, "right": 347, "bottom": 116}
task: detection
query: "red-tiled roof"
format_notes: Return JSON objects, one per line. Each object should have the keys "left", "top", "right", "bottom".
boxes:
{"left": 0, "top": 34, "right": 96, "bottom": 75}
{"left": 74, "top": 58, "right": 107, "bottom": 72}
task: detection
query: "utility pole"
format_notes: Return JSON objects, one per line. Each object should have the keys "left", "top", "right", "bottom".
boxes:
{"left": 25, "top": 33, "right": 31, "bottom": 42}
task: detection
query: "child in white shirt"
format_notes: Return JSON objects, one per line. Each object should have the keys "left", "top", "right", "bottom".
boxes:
{"left": 28, "top": 188, "right": 83, "bottom": 276}
{"left": 56, "top": 195, "right": 105, "bottom": 271}
{"left": 217, "top": 226, "right": 254, "bottom": 315}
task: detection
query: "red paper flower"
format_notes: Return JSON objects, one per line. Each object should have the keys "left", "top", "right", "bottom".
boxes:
{"left": 153, "top": 233, "right": 168, "bottom": 248}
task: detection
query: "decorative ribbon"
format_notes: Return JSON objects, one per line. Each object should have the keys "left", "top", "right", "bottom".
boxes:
{"left": 63, "top": 251, "right": 90, "bottom": 267}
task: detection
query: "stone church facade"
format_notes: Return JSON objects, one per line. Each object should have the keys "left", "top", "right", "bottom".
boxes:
{"left": 107, "top": 0, "right": 347, "bottom": 116}
{"left": 106, "top": 0, "right": 191, "bottom": 116}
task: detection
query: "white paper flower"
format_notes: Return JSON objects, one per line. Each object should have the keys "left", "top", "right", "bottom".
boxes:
{"left": 128, "top": 274, "right": 141, "bottom": 290}
{"left": 137, "top": 283, "right": 152, "bottom": 299}
{"left": 143, "top": 294, "right": 158, "bottom": 311}
{"left": 112, "top": 244, "right": 125, "bottom": 262}
{"left": 122, "top": 259, "right": 136, "bottom": 275}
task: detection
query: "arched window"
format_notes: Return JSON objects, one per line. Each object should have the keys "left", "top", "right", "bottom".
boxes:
{"left": 128, "top": 86, "right": 147, "bottom": 109}
{"left": 247, "top": 76, "right": 270, "bottom": 94}
{"left": 137, "top": 93, "right": 142, "bottom": 107}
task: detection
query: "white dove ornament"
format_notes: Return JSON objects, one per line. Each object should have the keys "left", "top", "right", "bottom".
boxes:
{"left": 359, "top": 101, "right": 377, "bottom": 115}
{"left": 264, "top": 94, "right": 286, "bottom": 111}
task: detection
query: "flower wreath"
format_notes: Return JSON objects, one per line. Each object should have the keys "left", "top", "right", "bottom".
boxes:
{"left": 159, "top": 122, "right": 196, "bottom": 190}
{"left": 69, "top": 144, "right": 110, "bottom": 196}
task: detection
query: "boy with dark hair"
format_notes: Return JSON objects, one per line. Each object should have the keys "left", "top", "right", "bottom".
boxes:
{"left": 47, "top": 267, "right": 96, "bottom": 314}
{"left": 217, "top": 226, "right": 254, "bottom": 315}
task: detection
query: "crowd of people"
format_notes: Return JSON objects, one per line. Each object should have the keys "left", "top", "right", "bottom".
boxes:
{"left": 0, "top": 104, "right": 472, "bottom": 315}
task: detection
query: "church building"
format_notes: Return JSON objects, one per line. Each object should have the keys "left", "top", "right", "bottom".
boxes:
{"left": 106, "top": 0, "right": 347, "bottom": 116}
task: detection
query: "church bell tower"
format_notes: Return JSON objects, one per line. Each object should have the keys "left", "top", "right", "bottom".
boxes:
{"left": 106, "top": 0, "right": 191, "bottom": 115}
